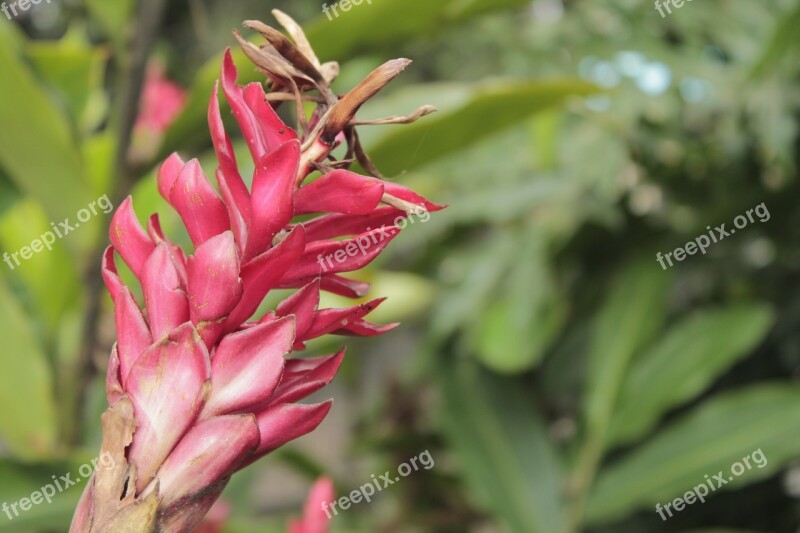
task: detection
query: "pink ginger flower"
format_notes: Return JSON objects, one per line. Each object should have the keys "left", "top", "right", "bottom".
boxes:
{"left": 70, "top": 12, "right": 439, "bottom": 533}
{"left": 289, "top": 477, "right": 334, "bottom": 533}
{"left": 131, "top": 64, "right": 188, "bottom": 163}
{"left": 136, "top": 64, "right": 188, "bottom": 134}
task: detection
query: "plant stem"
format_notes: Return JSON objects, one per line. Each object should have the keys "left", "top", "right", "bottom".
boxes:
{"left": 70, "top": 0, "right": 168, "bottom": 446}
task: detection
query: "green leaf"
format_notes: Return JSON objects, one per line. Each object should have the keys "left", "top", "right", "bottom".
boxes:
{"left": 609, "top": 304, "right": 775, "bottom": 446}
{"left": 583, "top": 259, "right": 671, "bottom": 437}
{"left": 475, "top": 295, "right": 565, "bottom": 374}
{"left": 474, "top": 231, "right": 566, "bottom": 373}
{"left": 305, "top": 0, "right": 452, "bottom": 60}
{"left": 0, "top": 458, "right": 90, "bottom": 531}
{"left": 438, "top": 359, "right": 565, "bottom": 532}
{"left": 25, "top": 37, "right": 109, "bottom": 133}
{"left": 0, "top": 275, "right": 57, "bottom": 460}
{"left": 365, "top": 80, "right": 599, "bottom": 175}
{"left": 0, "top": 199, "right": 83, "bottom": 333}
{"left": 446, "top": 0, "right": 533, "bottom": 21}
{"left": 304, "top": 0, "right": 531, "bottom": 60}
{"left": 0, "top": 34, "right": 93, "bottom": 246}
{"left": 431, "top": 233, "right": 515, "bottom": 340}
{"left": 748, "top": 0, "right": 800, "bottom": 79}
{"left": 586, "top": 384, "right": 800, "bottom": 524}
{"left": 83, "top": 0, "right": 135, "bottom": 45}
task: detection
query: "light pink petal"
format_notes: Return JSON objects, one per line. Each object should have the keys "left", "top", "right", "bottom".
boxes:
{"left": 169, "top": 159, "right": 230, "bottom": 246}
{"left": 101, "top": 248, "right": 152, "bottom": 376}
{"left": 224, "top": 225, "right": 306, "bottom": 330}
{"left": 250, "top": 401, "right": 332, "bottom": 459}
{"left": 109, "top": 197, "right": 155, "bottom": 279}
{"left": 147, "top": 214, "right": 188, "bottom": 288}
{"left": 126, "top": 323, "right": 210, "bottom": 492}
{"left": 209, "top": 80, "right": 251, "bottom": 221}
{"left": 202, "top": 316, "right": 294, "bottom": 417}
{"left": 156, "top": 415, "right": 259, "bottom": 508}
{"left": 271, "top": 350, "right": 344, "bottom": 405}
{"left": 146, "top": 213, "right": 167, "bottom": 243}
{"left": 141, "top": 243, "right": 190, "bottom": 340}
{"left": 187, "top": 231, "right": 242, "bottom": 324}
{"left": 114, "top": 287, "right": 152, "bottom": 380}
{"left": 69, "top": 477, "right": 94, "bottom": 533}
{"left": 246, "top": 140, "right": 300, "bottom": 260}
{"left": 101, "top": 246, "right": 124, "bottom": 301}
{"left": 157, "top": 152, "right": 186, "bottom": 201}
{"left": 295, "top": 170, "right": 384, "bottom": 215}
{"left": 276, "top": 279, "right": 320, "bottom": 342}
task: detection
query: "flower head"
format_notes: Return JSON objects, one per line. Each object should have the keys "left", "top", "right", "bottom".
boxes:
{"left": 71, "top": 11, "right": 440, "bottom": 533}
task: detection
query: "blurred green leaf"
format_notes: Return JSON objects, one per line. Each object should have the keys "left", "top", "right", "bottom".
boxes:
{"left": 0, "top": 458, "right": 89, "bottom": 531}
{"left": 0, "top": 199, "right": 83, "bottom": 333}
{"left": 0, "top": 276, "right": 56, "bottom": 460}
{"left": 586, "top": 384, "right": 800, "bottom": 523}
{"left": 474, "top": 231, "right": 566, "bottom": 373}
{"left": 609, "top": 304, "right": 775, "bottom": 446}
{"left": 366, "top": 80, "right": 598, "bottom": 175}
{"left": 26, "top": 38, "right": 109, "bottom": 133}
{"left": 0, "top": 34, "right": 93, "bottom": 247}
{"left": 305, "top": 0, "right": 531, "bottom": 60}
{"left": 306, "top": 0, "right": 451, "bottom": 60}
{"left": 583, "top": 260, "right": 671, "bottom": 437}
{"left": 438, "top": 359, "right": 565, "bottom": 532}
{"left": 748, "top": 0, "right": 800, "bottom": 79}
{"left": 446, "top": 0, "right": 532, "bottom": 21}
{"left": 83, "top": 0, "right": 135, "bottom": 45}
{"left": 432, "top": 233, "right": 515, "bottom": 339}
{"left": 475, "top": 295, "right": 563, "bottom": 373}
{"left": 82, "top": 132, "right": 117, "bottom": 198}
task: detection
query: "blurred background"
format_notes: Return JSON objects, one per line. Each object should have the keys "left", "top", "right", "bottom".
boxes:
{"left": 1, "top": 0, "right": 800, "bottom": 531}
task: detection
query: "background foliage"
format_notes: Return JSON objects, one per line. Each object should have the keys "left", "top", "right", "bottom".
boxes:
{"left": 1, "top": 0, "right": 800, "bottom": 531}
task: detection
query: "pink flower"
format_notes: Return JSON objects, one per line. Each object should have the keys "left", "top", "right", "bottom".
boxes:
{"left": 289, "top": 477, "right": 335, "bottom": 533}
{"left": 135, "top": 64, "right": 188, "bottom": 134}
{"left": 71, "top": 12, "right": 439, "bottom": 533}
